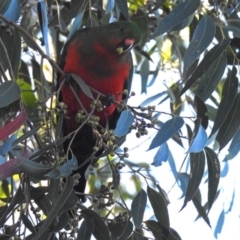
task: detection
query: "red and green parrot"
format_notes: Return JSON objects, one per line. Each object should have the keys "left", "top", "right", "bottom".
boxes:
{"left": 58, "top": 21, "right": 141, "bottom": 201}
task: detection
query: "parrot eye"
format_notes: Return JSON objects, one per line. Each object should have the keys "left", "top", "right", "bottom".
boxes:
{"left": 116, "top": 38, "right": 135, "bottom": 55}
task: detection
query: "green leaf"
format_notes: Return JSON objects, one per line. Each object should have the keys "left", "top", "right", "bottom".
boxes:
{"left": 0, "top": 0, "right": 11, "bottom": 14}
{"left": 171, "top": 13, "right": 194, "bottom": 32}
{"left": 45, "top": 157, "right": 78, "bottom": 179}
{"left": 51, "top": 212, "right": 69, "bottom": 233}
{"left": 179, "top": 39, "right": 230, "bottom": 98}
{"left": 195, "top": 54, "right": 226, "bottom": 101}
{"left": 182, "top": 151, "right": 205, "bottom": 209}
{"left": 0, "top": 28, "right": 21, "bottom": 77}
{"left": 48, "top": 0, "right": 85, "bottom": 27}
{"left": 205, "top": 147, "right": 220, "bottom": 213}
{"left": 131, "top": 189, "right": 147, "bottom": 228}
{"left": 109, "top": 220, "right": 133, "bottom": 240}
{"left": 115, "top": 0, "right": 129, "bottom": 20}
{"left": 81, "top": 209, "right": 111, "bottom": 240}
{"left": 147, "top": 186, "right": 169, "bottom": 231}
{"left": 216, "top": 92, "right": 240, "bottom": 151}
{"left": 152, "top": 0, "right": 200, "bottom": 37}
{"left": 183, "top": 15, "right": 216, "bottom": 74}
{"left": 21, "top": 214, "right": 36, "bottom": 234}
{"left": 117, "top": 220, "right": 133, "bottom": 240}
{"left": 148, "top": 117, "right": 184, "bottom": 150}
{"left": 17, "top": 158, "right": 53, "bottom": 179}
{"left": 140, "top": 57, "right": 149, "bottom": 93}
{"left": 71, "top": 73, "right": 94, "bottom": 99}
{"left": 145, "top": 220, "right": 168, "bottom": 240}
{"left": 192, "top": 194, "right": 211, "bottom": 227}
{"left": 77, "top": 217, "right": 94, "bottom": 240}
{"left": 210, "top": 67, "right": 238, "bottom": 137}
{"left": 194, "top": 96, "right": 208, "bottom": 129}
{"left": 33, "top": 177, "right": 75, "bottom": 240}
{"left": 59, "top": 194, "right": 78, "bottom": 214}
{"left": 34, "top": 193, "right": 52, "bottom": 216}
{"left": 0, "top": 81, "right": 21, "bottom": 108}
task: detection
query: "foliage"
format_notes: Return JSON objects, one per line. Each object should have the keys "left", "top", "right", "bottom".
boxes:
{"left": 0, "top": 0, "right": 239, "bottom": 239}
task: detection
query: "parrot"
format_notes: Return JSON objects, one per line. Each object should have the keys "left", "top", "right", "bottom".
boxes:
{"left": 57, "top": 21, "right": 141, "bottom": 201}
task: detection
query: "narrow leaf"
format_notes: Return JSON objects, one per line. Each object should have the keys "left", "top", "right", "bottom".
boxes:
{"left": 210, "top": 67, "right": 238, "bottom": 137}
{"left": 114, "top": 110, "right": 134, "bottom": 137}
{"left": 4, "top": 0, "right": 20, "bottom": 22}
{"left": 179, "top": 39, "right": 230, "bottom": 98}
{"left": 188, "top": 124, "right": 207, "bottom": 153}
{"left": 37, "top": 1, "right": 50, "bottom": 56}
{"left": 182, "top": 151, "right": 205, "bottom": 209}
{"left": 214, "top": 210, "right": 225, "bottom": 238}
{"left": 131, "top": 189, "right": 147, "bottom": 228}
{"left": 109, "top": 220, "right": 133, "bottom": 240}
{"left": 140, "top": 57, "right": 149, "bottom": 93}
{"left": 115, "top": 0, "right": 129, "bottom": 20}
{"left": 0, "top": 0, "right": 11, "bottom": 14}
{"left": 205, "top": 147, "right": 220, "bottom": 213}
{"left": 152, "top": 0, "right": 200, "bottom": 37}
{"left": 118, "top": 220, "right": 133, "bottom": 240}
{"left": 33, "top": 177, "right": 75, "bottom": 239}
{"left": 0, "top": 81, "right": 21, "bottom": 108}
{"left": 194, "top": 96, "right": 208, "bottom": 129}
{"left": 148, "top": 117, "right": 184, "bottom": 150}
{"left": 152, "top": 142, "right": 169, "bottom": 167}
{"left": 77, "top": 218, "right": 94, "bottom": 240}
{"left": 145, "top": 220, "right": 169, "bottom": 240}
{"left": 140, "top": 92, "right": 167, "bottom": 107}
{"left": 0, "top": 134, "right": 17, "bottom": 155}
{"left": 196, "top": 54, "right": 226, "bottom": 101}
{"left": 17, "top": 158, "right": 53, "bottom": 179}
{"left": 224, "top": 127, "right": 240, "bottom": 161}
{"left": 171, "top": 13, "right": 194, "bottom": 31}
{"left": 71, "top": 73, "right": 94, "bottom": 99}
{"left": 103, "top": 0, "right": 115, "bottom": 14}
{"left": 45, "top": 156, "right": 78, "bottom": 179}
{"left": 0, "top": 158, "right": 20, "bottom": 180}
{"left": 183, "top": 15, "right": 216, "bottom": 73}
{"left": 81, "top": 209, "right": 111, "bottom": 240}
{"left": 216, "top": 92, "right": 240, "bottom": 151}
{"left": 147, "top": 186, "right": 170, "bottom": 231}
{"left": 192, "top": 196, "right": 211, "bottom": 227}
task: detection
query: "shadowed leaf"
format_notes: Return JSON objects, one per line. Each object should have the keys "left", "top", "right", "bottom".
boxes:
{"left": 77, "top": 217, "right": 94, "bottom": 240}
{"left": 131, "top": 189, "right": 147, "bottom": 228}
{"left": 179, "top": 39, "right": 230, "bottom": 98}
{"left": 152, "top": 0, "right": 200, "bottom": 37}
{"left": 182, "top": 151, "right": 205, "bottom": 209}
{"left": 210, "top": 67, "right": 238, "bottom": 137}
{"left": 183, "top": 15, "right": 215, "bottom": 74}
{"left": 81, "top": 209, "right": 111, "bottom": 240}
{"left": 147, "top": 186, "right": 170, "bottom": 231}
{"left": 194, "top": 96, "right": 208, "bottom": 129}
{"left": 205, "top": 147, "right": 220, "bottom": 213}
{"left": 216, "top": 93, "right": 240, "bottom": 151}
{"left": 195, "top": 54, "right": 226, "bottom": 101}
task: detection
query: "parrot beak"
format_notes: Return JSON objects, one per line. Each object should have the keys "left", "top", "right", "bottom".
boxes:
{"left": 116, "top": 38, "right": 135, "bottom": 55}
